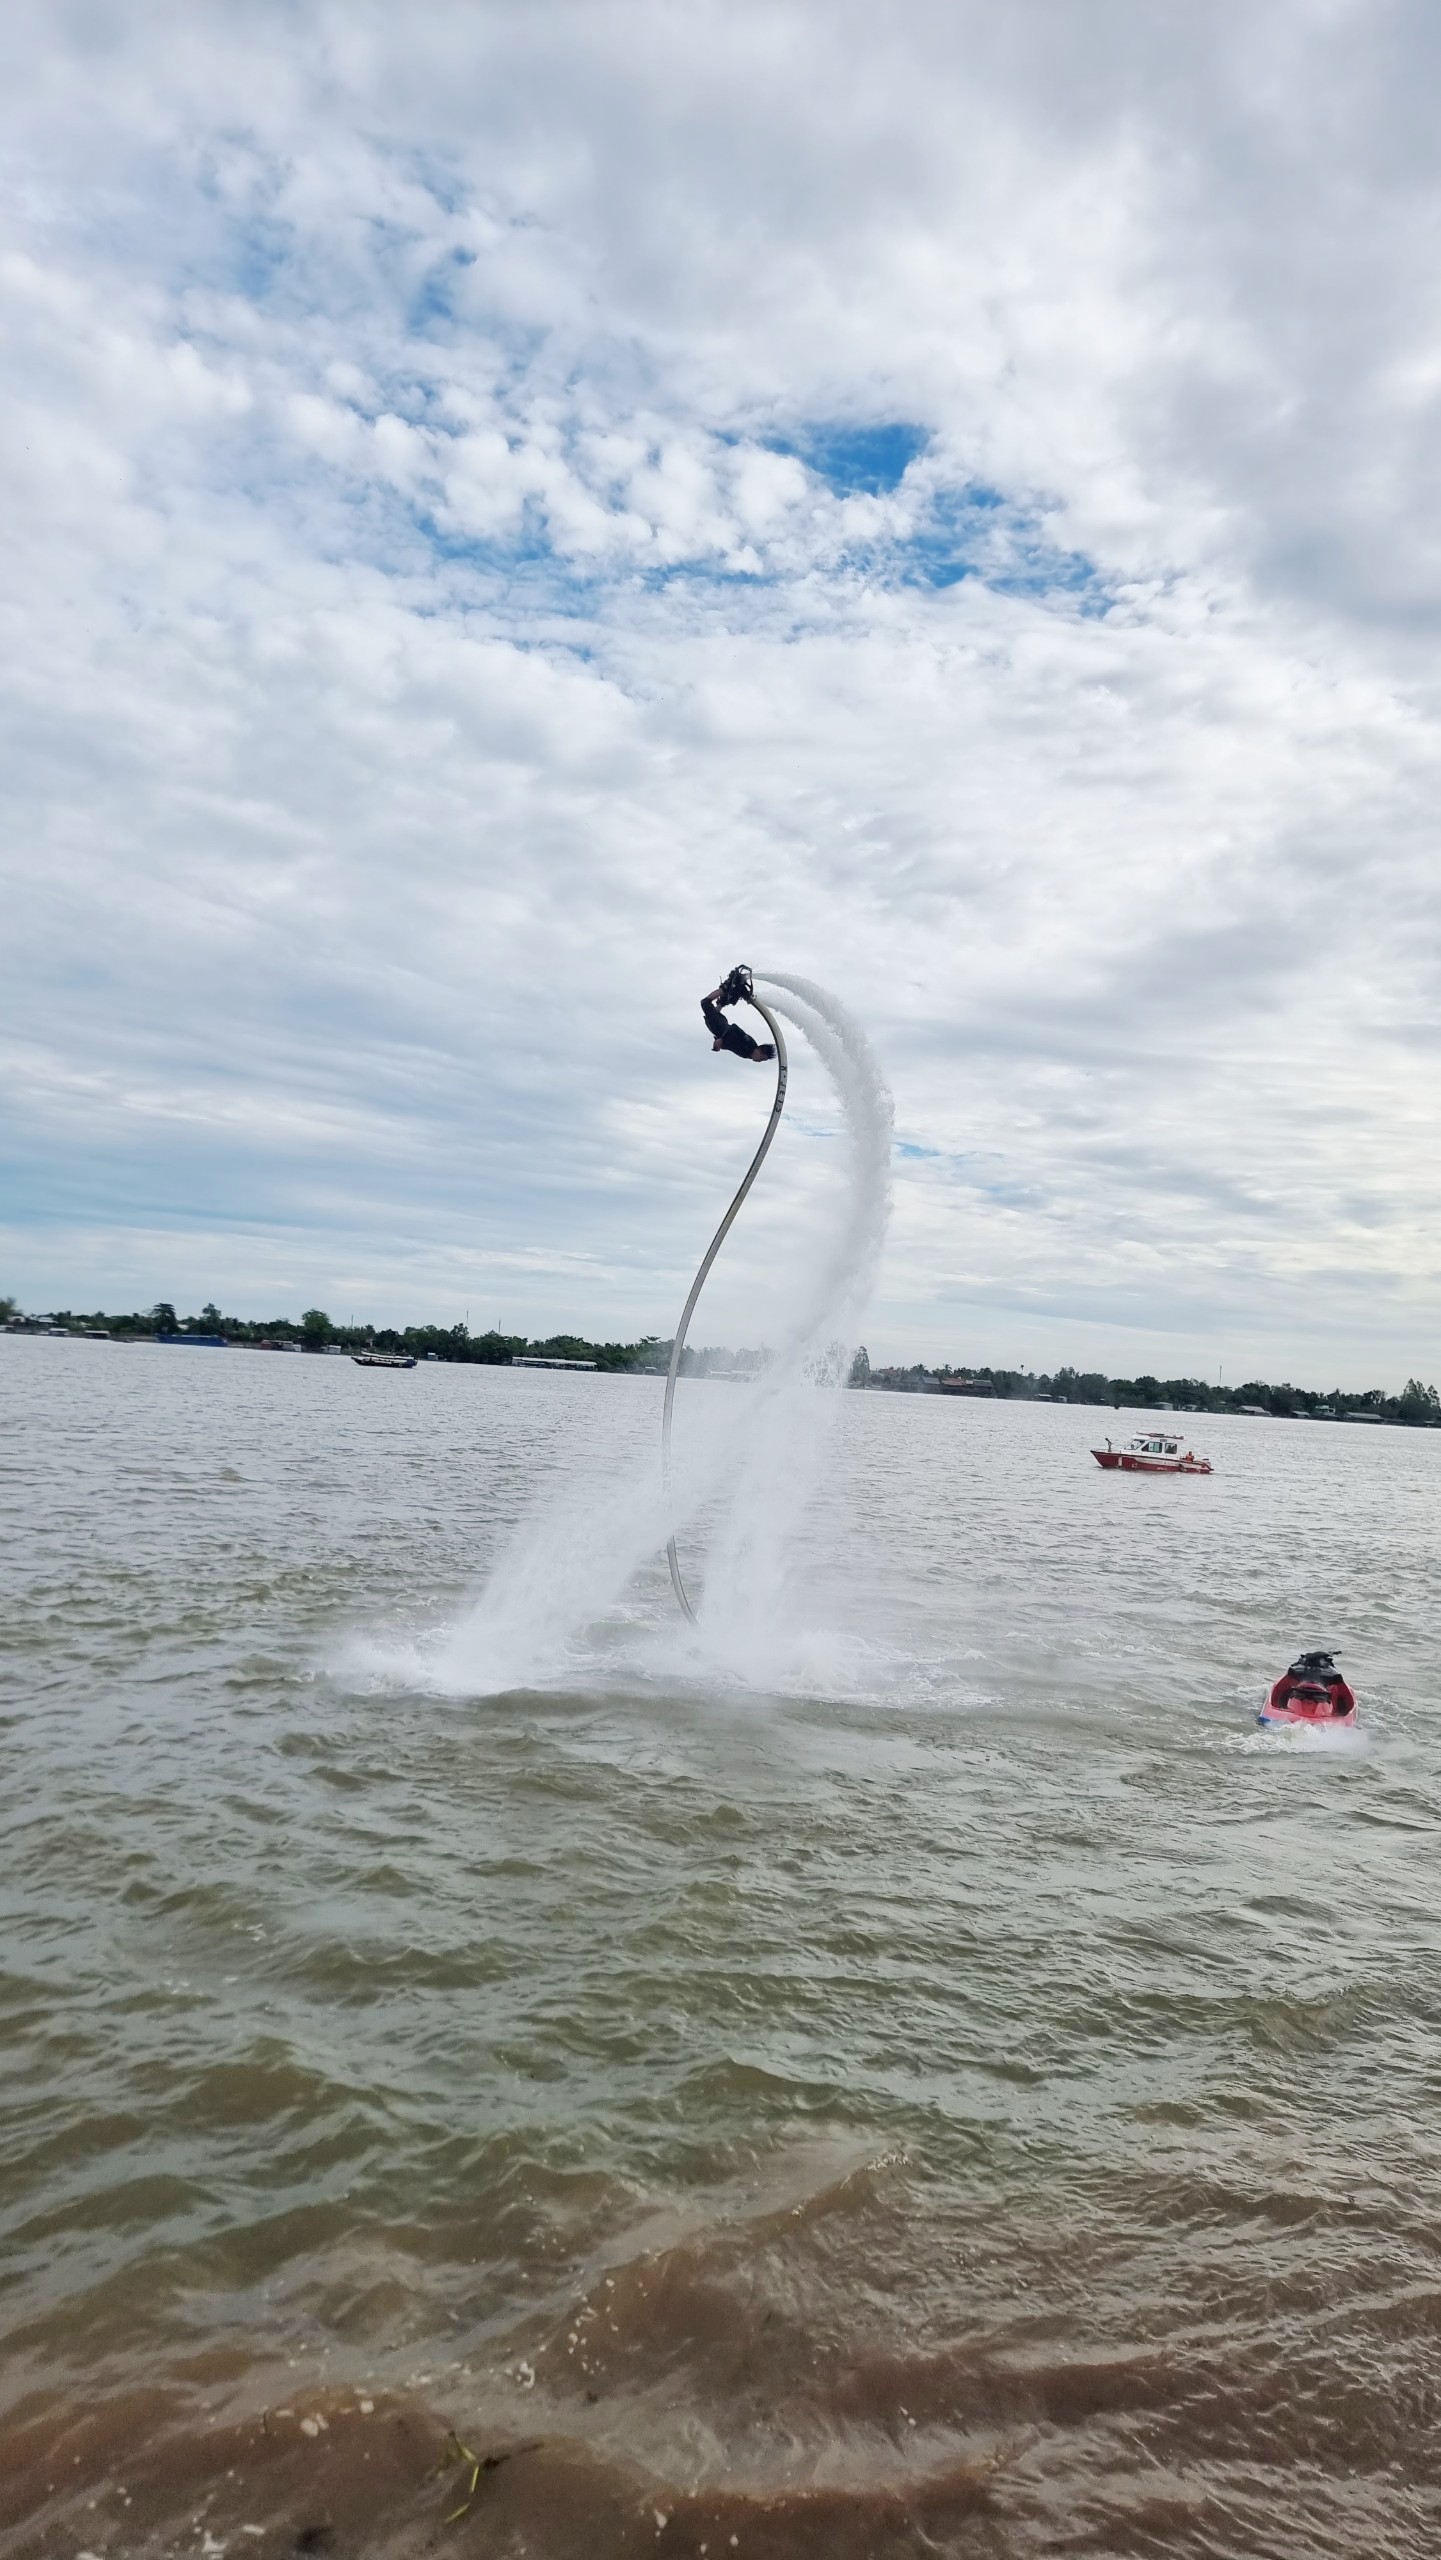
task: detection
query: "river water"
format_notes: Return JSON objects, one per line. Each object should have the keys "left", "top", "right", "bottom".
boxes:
{"left": 3, "top": 1338, "right": 1439, "bottom": 2557}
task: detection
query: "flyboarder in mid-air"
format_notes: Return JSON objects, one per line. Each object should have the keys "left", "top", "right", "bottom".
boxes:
{"left": 701, "top": 965, "right": 777, "bottom": 1063}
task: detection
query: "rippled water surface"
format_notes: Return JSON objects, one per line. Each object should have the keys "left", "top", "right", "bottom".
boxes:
{"left": 4, "top": 1339, "right": 1440, "bottom": 2557}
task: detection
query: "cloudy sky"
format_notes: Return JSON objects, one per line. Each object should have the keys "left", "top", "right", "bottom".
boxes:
{"left": 4, "top": 0, "right": 1440, "bottom": 1380}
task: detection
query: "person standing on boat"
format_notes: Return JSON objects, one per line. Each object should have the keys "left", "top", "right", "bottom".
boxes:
{"left": 701, "top": 970, "right": 776, "bottom": 1065}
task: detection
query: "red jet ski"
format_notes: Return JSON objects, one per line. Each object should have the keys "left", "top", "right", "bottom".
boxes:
{"left": 1258, "top": 1649, "right": 1357, "bottom": 1729}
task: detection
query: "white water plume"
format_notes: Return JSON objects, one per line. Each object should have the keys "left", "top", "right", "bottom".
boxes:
{"left": 681, "top": 971, "right": 895, "bottom": 1672}
{"left": 370, "top": 972, "right": 892, "bottom": 1697}
{"left": 429, "top": 1465, "right": 680, "bottom": 1697}
{"left": 751, "top": 970, "right": 893, "bottom": 1367}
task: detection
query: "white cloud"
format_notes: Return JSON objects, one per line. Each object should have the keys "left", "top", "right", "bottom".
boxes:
{"left": 3, "top": 0, "right": 1441, "bottom": 1384}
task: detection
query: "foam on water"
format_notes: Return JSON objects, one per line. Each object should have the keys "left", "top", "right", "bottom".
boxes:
{"left": 1230, "top": 1716, "right": 1373, "bottom": 1757}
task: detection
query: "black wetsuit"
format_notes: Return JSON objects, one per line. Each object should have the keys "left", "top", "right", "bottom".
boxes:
{"left": 702, "top": 995, "right": 765, "bottom": 1061}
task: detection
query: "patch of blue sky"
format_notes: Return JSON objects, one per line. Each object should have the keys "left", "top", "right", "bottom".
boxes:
{"left": 203, "top": 446, "right": 461, "bottom": 603}
{"left": 770, "top": 420, "right": 931, "bottom": 496}
{"left": 273, "top": 398, "right": 1103, "bottom": 626}
{"left": 414, "top": 497, "right": 782, "bottom": 600}
{"left": 212, "top": 211, "right": 297, "bottom": 310}
{"left": 407, "top": 248, "right": 477, "bottom": 336}
{"left": 381, "top": 140, "right": 472, "bottom": 222}
{"left": 416, "top": 518, "right": 620, "bottom": 625}
{"left": 987, "top": 545, "right": 1109, "bottom": 609}
{"left": 186, "top": 187, "right": 453, "bottom": 339}
{"left": 972, "top": 1175, "right": 1049, "bottom": 1207}
{"left": 627, "top": 550, "right": 780, "bottom": 594}
{"left": 867, "top": 483, "right": 1111, "bottom": 612}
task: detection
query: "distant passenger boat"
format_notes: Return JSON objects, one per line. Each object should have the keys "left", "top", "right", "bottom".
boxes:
{"left": 1093, "top": 1430, "right": 1213, "bottom": 1475}
{"left": 351, "top": 1349, "right": 417, "bottom": 1370}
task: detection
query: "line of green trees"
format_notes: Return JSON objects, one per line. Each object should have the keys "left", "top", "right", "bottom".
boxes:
{"left": 1, "top": 1297, "right": 686, "bottom": 1373}
{"left": 5, "top": 1298, "right": 1438, "bottom": 1421}
{"left": 860, "top": 1353, "right": 1441, "bottom": 1425}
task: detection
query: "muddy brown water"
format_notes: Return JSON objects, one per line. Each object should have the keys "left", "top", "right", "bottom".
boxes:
{"left": 3, "top": 1342, "right": 1440, "bottom": 2555}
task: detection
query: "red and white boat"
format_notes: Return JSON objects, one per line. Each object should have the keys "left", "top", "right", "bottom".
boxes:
{"left": 1092, "top": 1429, "right": 1213, "bottom": 1475}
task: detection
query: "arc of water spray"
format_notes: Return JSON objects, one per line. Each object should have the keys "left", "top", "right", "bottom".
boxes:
{"left": 662, "top": 974, "right": 788, "bottom": 1624}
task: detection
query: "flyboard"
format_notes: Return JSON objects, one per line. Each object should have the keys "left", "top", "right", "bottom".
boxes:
{"left": 662, "top": 966, "right": 787, "bottom": 1624}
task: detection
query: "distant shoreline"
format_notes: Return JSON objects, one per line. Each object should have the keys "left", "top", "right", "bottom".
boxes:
{"left": 4, "top": 1300, "right": 1438, "bottom": 1426}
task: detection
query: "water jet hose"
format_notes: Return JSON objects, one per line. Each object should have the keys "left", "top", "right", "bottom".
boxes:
{"left": 662, "top": 982, "right": 788, "bottom": 1623}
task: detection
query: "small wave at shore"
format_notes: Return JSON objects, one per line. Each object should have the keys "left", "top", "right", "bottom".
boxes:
{"left": 6, "top": 2136, "right": 1438, "bottom": 2560}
